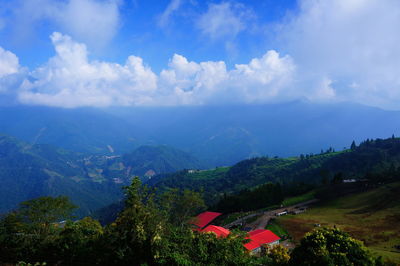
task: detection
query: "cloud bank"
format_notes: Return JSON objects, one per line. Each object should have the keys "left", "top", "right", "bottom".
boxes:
{"left": 279, "top": 0, "right": 400, "bottom": 108}
{"left": 2, "top": 32, "right": 295, "bottom": 107}
{"left": 2, "top": 0, "right": 400, "bottom": 109}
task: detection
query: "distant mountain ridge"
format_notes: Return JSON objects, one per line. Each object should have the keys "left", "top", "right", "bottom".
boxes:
{"left": 0, "top": 134, "right": 204, "bottom": 216}
{"left": 1, "top": 102, "right": 400, "bottom": 166}
{"left": 122, "top": 145, "right": 205, "bottom": 179}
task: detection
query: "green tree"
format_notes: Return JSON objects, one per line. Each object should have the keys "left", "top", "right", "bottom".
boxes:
{"left": 160, "top": 188, "right": 206, "bottom": 227}
{"left": 290, "top": 227, "right": 378, "bottom": 266}
{"left": 351, "top": 140, "right": 357, "bottom": 150}
{"left": 18, "top": 196, "right": 76, "bottom": 237}
{"left": 57, "top": 217, "right": 103, "bottom": 265}
{"left": 102, "top": 177, "right": 166, "bottom": 265}
{"left": 268, "top": 244, "right": 290, "bottom": 265}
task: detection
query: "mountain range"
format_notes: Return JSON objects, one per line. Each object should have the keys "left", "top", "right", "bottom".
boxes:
{"left": 1, "top": 101, "right": 400, "bottom": 167}
{"left": 0, "top": 135, "right": 202, "bottom": 216}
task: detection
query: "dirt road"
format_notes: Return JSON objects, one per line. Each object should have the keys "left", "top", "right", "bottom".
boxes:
{"left": 246, "top": 199, "right": 319, "bottom": 230}
{"left": 223, "top": 199, "right": 319, "bottom": 230}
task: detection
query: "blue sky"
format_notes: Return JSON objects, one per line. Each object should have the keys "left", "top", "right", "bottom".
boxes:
{"left": 0, "top": 0, "right": 297, "bottom": 70}
{"left": 1, "top": 0, "right": 400, "bottom": 109}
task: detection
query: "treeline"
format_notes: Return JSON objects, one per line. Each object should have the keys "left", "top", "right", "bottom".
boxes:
{"left": 0, "top": 178, "right": 394, "bottom": 265}
{"left": 149, "top": 136, "right": 400, "bottom": 209}
{"left": 213, "top": 183, "right": 284, "bottom": 213}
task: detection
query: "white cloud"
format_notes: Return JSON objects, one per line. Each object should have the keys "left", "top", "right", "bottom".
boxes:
{"left": 10, "top": 0, "right": 120, "bottom": 48}
{"left": 196, "top": 2, "right": 254, "bottom": 40}
{"left": 0, "top": 47, "right": 19, "bottom": 78}
{"left": 0, "top": 47, "right": 22, "bottom": 94}
{"left": 278, "top": 0, "right": 400, "bottom": 108}
{"left": 158, "top": 0, "right": 183, "bottom": 27}
{"left": 18, "top": 32, "right": 158, "bottom": 107}
{"left": 57, "top": 0, "right": 121, "bottom": 48}
{"left": 15, "top": 32, "right": 295, "bottom": 107}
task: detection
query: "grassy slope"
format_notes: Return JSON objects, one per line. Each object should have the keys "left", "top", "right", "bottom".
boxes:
{"left": 277, "top": 182, "right": 400, "bottom": 262}
{"left": 282, "top": 190, "right": 316, "bottom": 206}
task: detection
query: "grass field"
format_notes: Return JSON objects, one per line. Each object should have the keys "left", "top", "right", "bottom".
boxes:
{"left": 282, "top": 190, "right": 316, "bottom": 207}
{"left": 277, "top": 182, "right": 400, "bottom": 263}
{"left": 266, "top": 219, "right": 289, "bottom": 238}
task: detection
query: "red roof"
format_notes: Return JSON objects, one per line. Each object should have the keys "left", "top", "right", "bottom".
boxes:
{"left": 202, "top": 225, "right": 230, "bottom": 237}
{"left": 190, "top": 211, "right": 222, "bottom": 229}
{"left": 244, "top": 230, "right": 280, "bottom": 251}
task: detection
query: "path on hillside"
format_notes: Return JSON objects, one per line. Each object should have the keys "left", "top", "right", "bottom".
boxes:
{"left": 223, "top": 199, "right": 319, "bottom": 230}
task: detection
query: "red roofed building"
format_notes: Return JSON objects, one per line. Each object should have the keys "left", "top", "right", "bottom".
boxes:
{"left": 244, "top": 229, "right": 280, "bottom": 254}
{"left": 190, "top": 211, "right": 222, "bottom": 229}
{"left": 201, "top": 225, "right": 230, "bottom": 238}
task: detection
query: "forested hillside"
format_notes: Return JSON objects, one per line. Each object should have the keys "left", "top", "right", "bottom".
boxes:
{"left": 149, "top": 137, "right": 400, "bottom": 206}
{"left": 0, "top": 135, "right": 204, "bottom": 216}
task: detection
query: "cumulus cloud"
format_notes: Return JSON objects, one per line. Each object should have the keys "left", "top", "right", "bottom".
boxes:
{"left": 18, "top": 32, "right": 157, "bottom": 107}
{"left": 279, "top": 0, "right": 400, "bottom": 108}
{"left": 0, "top": 47, "right": 24, "bottom": 95}
{"left": 10, "top": 0, "right": 120, "bottom": 48}
{"left": 0, "top": 47, "right": 19, "bottom": 78}
{"left": 196, "top": 2, "right": 254, "bottom": 40}
{"left": 14, "top": 32, "right": 295, "bottom": 107}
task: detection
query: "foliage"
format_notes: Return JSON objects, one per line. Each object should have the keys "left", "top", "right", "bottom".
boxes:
{"left": 160, "top": 188, "right": 206, "bottom": 227}
{"left": 150, "top": 137, "right": 400, "bottom": 209}
{"left": 214, "top": 183, "right": 284, "bottom": 213}
{"left": 268, "top": 245, "right": 291, "bottom": 265}
{"left": 18, "top": 196, "right": 76, "bottom": 234}
{"left": 0, "top": 173, "right": 395, "bottom": 265}
{"left": 282, "top": 190, "right": 315, "bottom": 207}
{"left": 289, "top": 227, "right": 380, "bottom": 266}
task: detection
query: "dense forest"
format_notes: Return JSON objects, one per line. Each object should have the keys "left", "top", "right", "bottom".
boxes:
{"left": 149, "top": 136, "right": 400, "bottom": 209}
{"left": 0, "top": 134, "right": 204, "bottom": 216}
{"left": 0, "top": 178, "right": 393, "bottom": 265}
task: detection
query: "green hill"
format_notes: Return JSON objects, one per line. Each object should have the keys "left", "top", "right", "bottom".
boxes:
{"left": 148, "top": 137, "right": 400, "bottom": 205}
{"left": 0, "top": 135, "right": 123, "bottom": 216}
{"left": 122, "top": 145, "right": 205, "bottom": 179}
{"left": 0, "top": 135, "right": 205, "bottom": 216}
{"left": 277, "top": 182, "right": 400, "bottom": 263}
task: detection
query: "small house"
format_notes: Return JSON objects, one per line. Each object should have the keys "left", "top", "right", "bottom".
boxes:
{"left": 190, "top": 211, "right": 222, "bottom": 230}
{"left": 244, "top": 229, "right": 280, "bottom": 255}
{"left": 201, "top": 225, "right": 230, "bottom": 238}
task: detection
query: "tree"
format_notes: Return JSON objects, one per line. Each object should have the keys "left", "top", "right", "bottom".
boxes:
{"left": 268, "top": 244, "right": 290, "bottom": 265}
{"left": 57, "top": 217, "right": 103, "bottom": 265}
{"left": 160, "top": 188, "right": 206, "bottom": 227}
{"left": 351, "top": 140, "right": 357, "bottom": 150}
{"left": 290, "top": 227, "right": 378, "bottom": 266}
{"left": 102, "top": 177, "right": 166, "bottom": 265}
{"left": 17, "top": 196, "right": 76, "bottom": 237}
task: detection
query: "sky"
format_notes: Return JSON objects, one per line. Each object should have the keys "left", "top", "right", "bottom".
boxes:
{"left": 0, "top": 0, "right": 400, "bottom": 109}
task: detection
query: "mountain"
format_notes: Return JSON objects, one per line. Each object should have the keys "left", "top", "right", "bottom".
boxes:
{"left": 122, "top": 145, "right": 205, "bottom": 179}
{"left": 87, "top": 101, "right": 400, "bottom": 166}
{"left": 0, "top": 134, "right": 123, "bottom": 216}
{"left": 0, "top": 134, "right": 204, "bottom": 216}
{"left": 148, "top": 136, "right": 400, "bottom": 205}
{"left": 0, "top": 106, "right": 143, "bottom": 155}
{"left": 1, "top": 101, "right": 400, "bottom": 166}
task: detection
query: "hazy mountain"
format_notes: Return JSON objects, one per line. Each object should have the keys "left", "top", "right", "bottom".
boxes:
{"left": 1, "top": 101, "right": 400, "bottom": 166}
{"left": 0, "top": 134, "right": 123, "bottom": 216}
{"left": 0, "top": 106, "right": 143, "bottom": 155}
{"left": 0, "top": 134, "right": 205, "bottom": 215}
{"left": 122, "top": 145, "right": 205, "bottom": 179}
{"left": 108, "top": 101, "right": 400, "bottom": 166}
